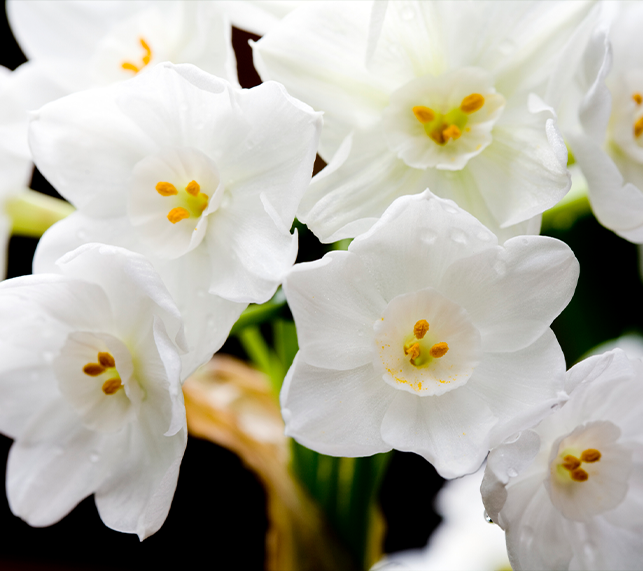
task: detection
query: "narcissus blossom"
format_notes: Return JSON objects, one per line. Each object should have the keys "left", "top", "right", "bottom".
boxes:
{"left": 7, "top": 0, "right": 238, "bottom": 93}
{"left": 282, "top": 191, "right": 578, "bottom": 478}
{"left": 482, "top": 349, "right": 643, "bottom": 570}
{"left": 30, "top": 63, "right": 321, "bottom": 376}
{"left": 0, "top": 243, "right": 187, "bottom": 539}
{"left": 254, "top": 1, "right": 596, "bottom": 242}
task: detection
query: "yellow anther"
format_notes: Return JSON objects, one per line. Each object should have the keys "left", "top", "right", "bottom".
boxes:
{"left": 460, "top": 93, "right": 485, "bottom": 114}
{"left": 167, "top": 207, "right": 190, "bottom": 224}
{"left": 83, "top": 363, "right": 106, "bottom": 376}
{"left": 404, "top": 342, "right": 421, "bottom": 361}
{"left": 635, "top": 116, "right": 643, "bottom": 138}
{"left": 140, "top": 38, "right": 152, "bottom": 65}
{"left": 413, "top": 319, "right": 429, "bottom": 340}
{"left": 98, "top": 352, "right": 115, "bottom": 368}
{"left": 102, "top": 378, "right": 123, "bottom": 395}
{"left": 429, "top": 342, "right": 449, "bottom": 358}
{"left": 562, "top": 454, "right": 581, "bottom": 471}
{"left": 580, "top": 449, "right": 601, "bottom": 463}
{"left": 442, "top": 124, "right": 462, "bottom": 142}
{"left": 185, "top": 180, "right": 201, "bottom": 197}
{"left": 156, "top": 182, "right": 178, "bottom": 196}
{"left": 121, "top": 62, "right": 140, "bottom": 73}
{"left": 412, "top": 106, "right": 436, "bottom": 124}
{"left": 570, "top": 468, "right": 589, "bottom": 482}
{"left": 633, "top": 93, "right": 643, "bottom": 105}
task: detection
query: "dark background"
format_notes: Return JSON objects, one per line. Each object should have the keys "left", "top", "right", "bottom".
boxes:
{"left": 0, "top": 4, "right": 445, "bottom": 570}
{"left": 2, "top": 3, "right": 642, "bottom": 570}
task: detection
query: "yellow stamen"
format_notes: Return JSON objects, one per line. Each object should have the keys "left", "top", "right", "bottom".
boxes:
{"left": 635, "top": 116, "right": 643, "bottom": 138}
{"left": 156, "top": 182, "right": 178, "bottom": 196}
{"left": 83, "top": 363, "right": 106, "bottom": 376}
{"left": 633, "top": 93, "right": 643, "bottom": 105}
{"left": 98, "top": 352, "right": 115, "bottom": 368}
{"left": 167, "top": 207, "right": 190, "bottom": 224}
{"left": 412, "top": 106, "right": 435, "bottom": 124}
{"left": 185, "top": 180, "right": 201, "bottom": 197}
{"left": 429, "top": 342, "right": 449, "bottom": 358}
{"left": 102, "top": 378, "right": 123, "bottom": 395}
{"left": 580, "top": 449, "right": 601, "bottom": 463}
{"left": 121, "top": 62, "right": 140, "bottom": 73}
{"left": 460, "top": 93, "right": 485, "bottom": 114}
{"left": 122, "top": 37, "right": 153, "bottom": 74}
{"left": 442, "top": 124, "right": 462, "bottom": 142}
{"left": 562, "top": 454, "right": 581, "bottom": 471}
{"left": 413, "top": 319, "right": 429, "bottom": 340}
{"left": 404, "top": 342, "right": 421, "bottom": 361}
{"left": 570, "top": 468, "right": 589, "bottom": 482}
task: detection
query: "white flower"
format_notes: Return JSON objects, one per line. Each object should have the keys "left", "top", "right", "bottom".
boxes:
{"left": 379, "top": 467, "right": 510, "bottom": 571}
{"left": 0, "top": 243, "right": 187, "bottom": 539}
{"left": 30, "top": 62, "right": 321, "bottom": 377}
{"left": 281, "top": 191, "right": 578, "bottom": 478}
{"left": 7, "top": 0, "right": 238, "bottom": 93}
{"left": 482, "top": 348, "right": 643, "bottom": 571}
{"left": 253, "top": 1, "right": 595, "bottom": 242}
{"left": 559, "top": 3, "right": 643, "bottom": 243}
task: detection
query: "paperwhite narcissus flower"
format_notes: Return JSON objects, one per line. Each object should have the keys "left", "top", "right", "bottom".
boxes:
{"left": 30, "top": 62, "right": 322, "bottom": 377}
{"left": 377, "top": 467, "right": 510, "bottom": 571}
{"left": 253, "top": 1, "right": 596, "bottom": 242}
{"left": 482, "top": 349, "right": 643, "bottom": 571}
{"left": 282, "top": 191, "right": 578, "bottom": 478}
{"left": 563, "top": 3, "right": 643, "bottom": 243}
{"left": 0, "top": 243, "right": 187, "bottom": 539}
{"left": 7, "top": 0, "right": 238, "bottom": 94}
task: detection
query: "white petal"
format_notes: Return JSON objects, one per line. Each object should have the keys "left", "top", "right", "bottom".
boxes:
{"left": 349, "top": 191, "right": 498, "bottom": 303}
{"left": 380, "top": 386, "right": 496, "bottom": 479}
{"left": 283, "top": 251, "right": 386, "bottom": 371}
{"left": 6, "top": 398, "right": 113, "bottom": 527}
{"left": 564, "top": 349, "right": 634, "bottom": 397}
{"left": 468, "top": 329, "right": 567, "bottom": 447}
{"left": 280, "top": 354, "right": 394, "bottom": 457}
{"left": 439, "top": 235, "right": 579, "bottom": 353}
{"left": 253, "top": 1, "right": 389, "bottom": 159}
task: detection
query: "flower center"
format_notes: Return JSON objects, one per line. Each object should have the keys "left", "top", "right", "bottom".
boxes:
{"left": 412, "top": 93, "right": 485, "bottom": 146}
{"left": 82, "top": 351, "right": 123, "bottom": 395}
{"left": 156, "top": 179, "right": 210, "bottom": 224}
{"left": 121, "top": 37, "right": 152, "bottom": 74}
{"left": 403, "top": 319, "right": 450, "bottom": 367}
{"left": 556, "top": 448, "right": 602, "bottom": 483}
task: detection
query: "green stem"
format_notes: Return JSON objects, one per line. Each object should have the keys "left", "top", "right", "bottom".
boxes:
{"left": 229, "top": 288, "right": 287, "bottom": 337}
{"left": 6, "top": 189, "right": 75, "bottom": 238}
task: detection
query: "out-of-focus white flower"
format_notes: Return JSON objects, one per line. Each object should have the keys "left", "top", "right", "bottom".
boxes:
{"left": 253, "top": 1, "right": 596, "bottom": 242}
{"left": 30, "top": 63, "right": 321, "bottom": 376}
{"left": 560, "top": 3, "right": 643, "bottom": 243}
{"left": 281, "top": 191, "right": 578, "bottom": 478}
{"left": 378, "top": 467, "right": 510, "bottom": 571}
{"left": 220, "top": 0, "right": 303, "bottom": 37}
{"left": 7, "top": 0, "right": 238, "bottom": 93}
{"left": 0, "top": 243, "right": 187, "bottom": 539}
{"left": 482, "top": 349, "right": 643, "bottom": 570}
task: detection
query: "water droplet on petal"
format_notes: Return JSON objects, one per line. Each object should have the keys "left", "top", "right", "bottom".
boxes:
{"left": 493, "top": 260, "right": 507, "bottom": 276}
{"left": 450, "top": 229, "right": 468, "bottom": 245}
{"left": 484, "top": 510, "right": 494, "bottom": 524}
{"left": 507, "top": 467, "right": 518, "bottom": 478}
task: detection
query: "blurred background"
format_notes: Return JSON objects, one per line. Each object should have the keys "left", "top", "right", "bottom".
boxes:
{"left": 1, "top": 2, "right": 642, "bottom": 569}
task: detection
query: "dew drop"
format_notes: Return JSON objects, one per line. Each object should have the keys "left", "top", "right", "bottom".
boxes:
{"left": 507, "top": 467, "right": 518, "bottom": 478}
{"left": 401, "top": 6, "right": 415, "bottom": 20}
{"left": 450, "top": 229, "right": 468, "bottom": 245}
{"left": 493, "top": 260, "right": 507, "bottom": 276}
{"left": 484, "top": 510, "right": 494, "bottom": 524}
{"left": 498, "top": 39, "right": 515, "bottom": 55}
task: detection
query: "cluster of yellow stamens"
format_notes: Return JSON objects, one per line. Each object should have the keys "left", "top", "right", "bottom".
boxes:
{"left": 560, "top": 448, "right": 602, "bottom": 482}
{"left": 122, "top": 38, "right": 152, "bottom": 74}
{"left": 83, "top": 351, "right": 123, "bottom": 395}
{"left": 403, "top": 319, "right": 449, "bottom": 366}
{"left": 633, "top": 93, "right": 643, "bottom": 138}
{"left": 155, "top": 180, "right": 209, "bottom": 224}
{"left": 412, "top": 93, "right": 485, "bottom": 145}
